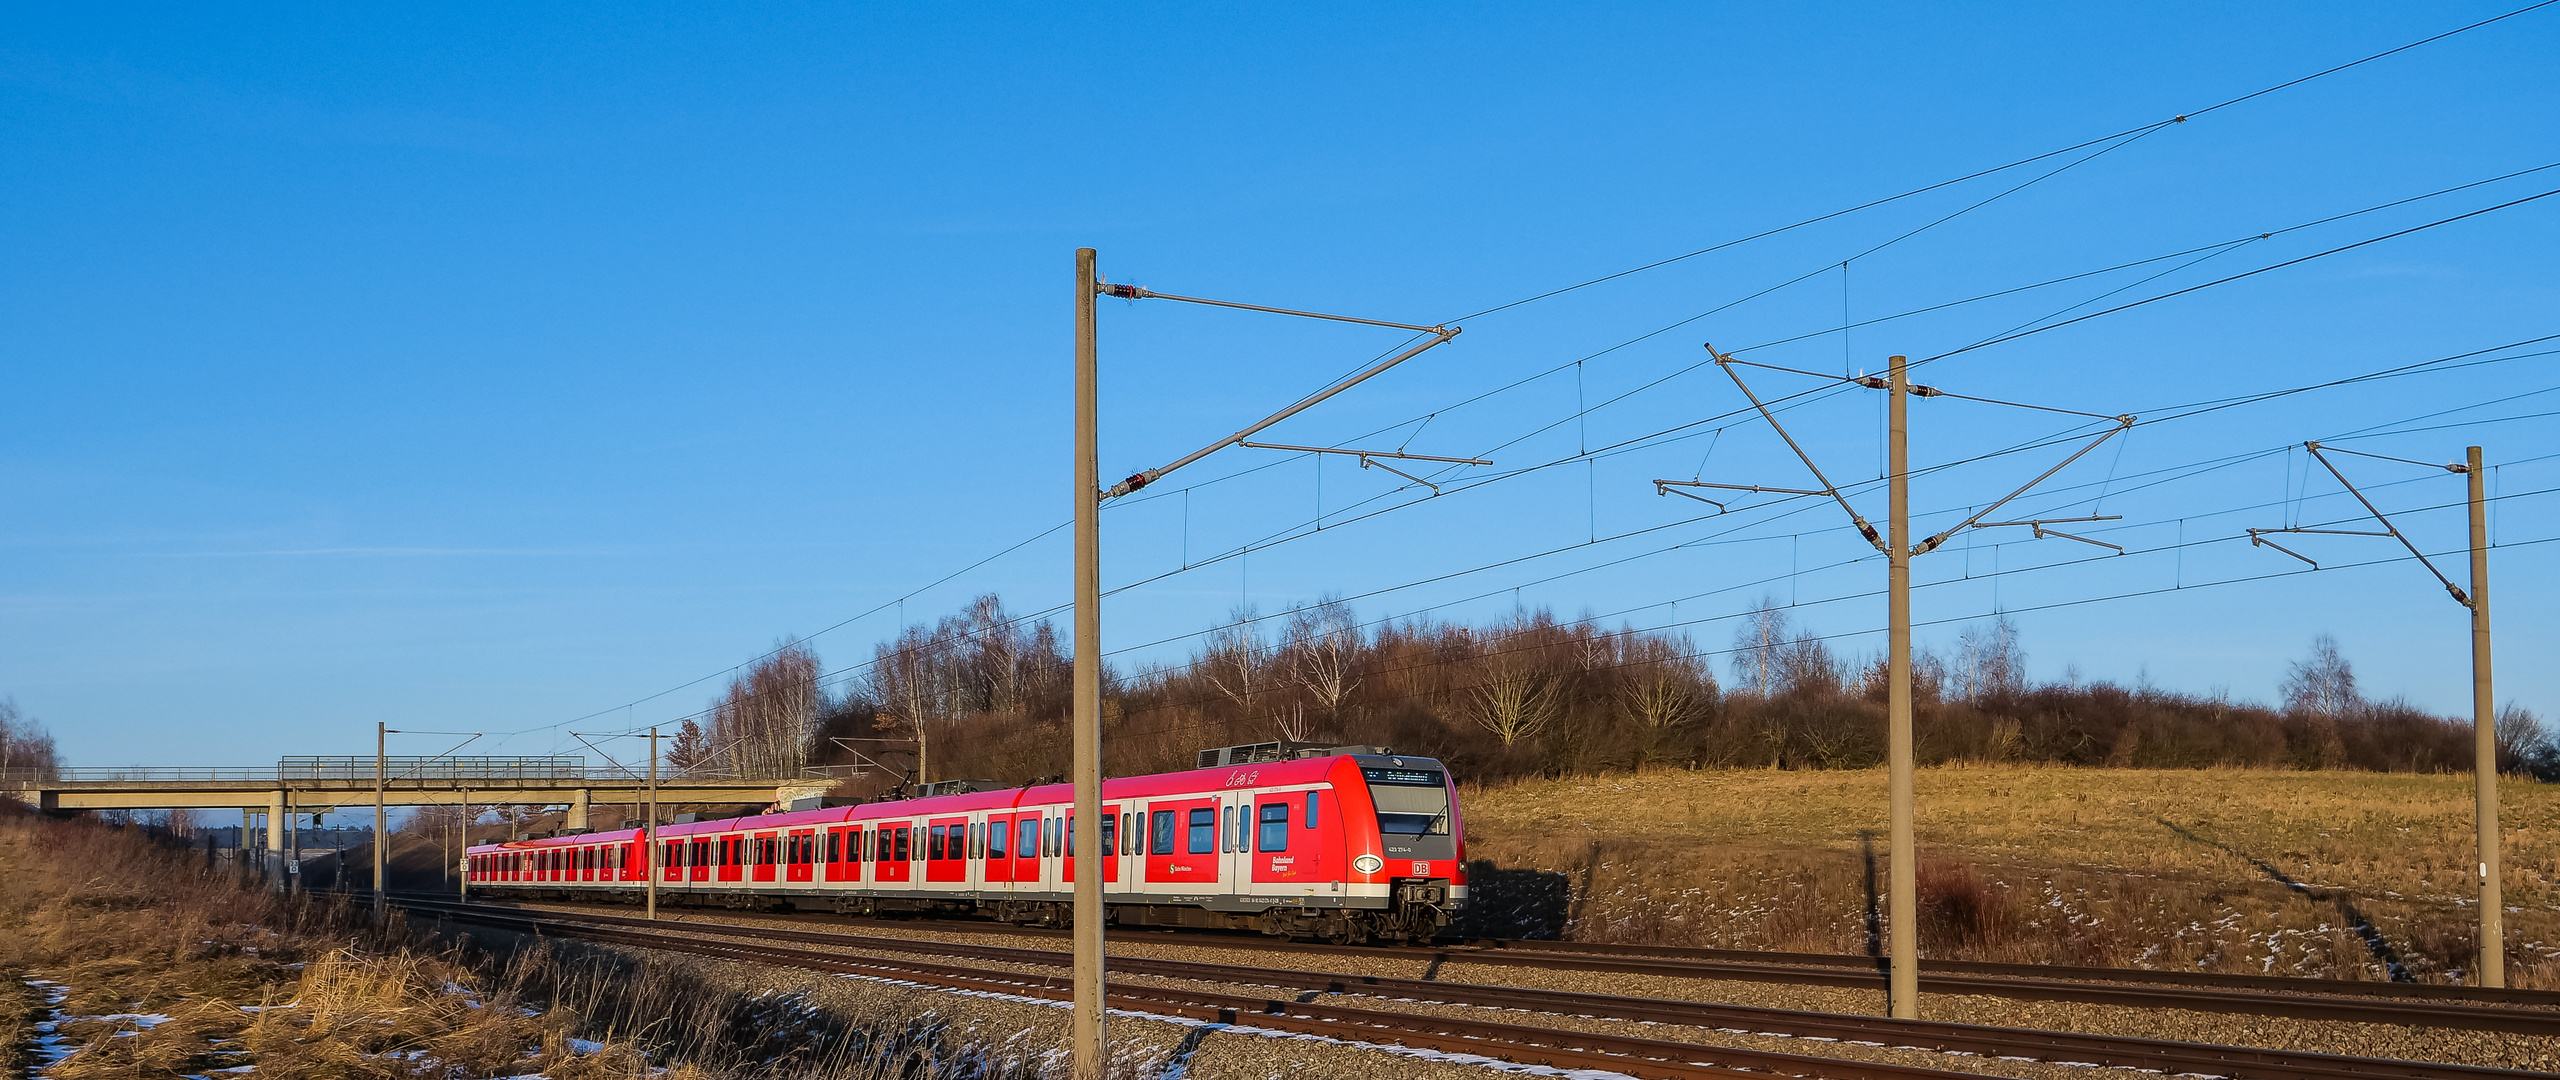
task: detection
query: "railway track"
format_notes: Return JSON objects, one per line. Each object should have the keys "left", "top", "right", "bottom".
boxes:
{"left": 427, "top": 892, "right": 2560, "bottom": 1025}
{"left": 397, "top": 896, "right": 2555, "bottom": 1080}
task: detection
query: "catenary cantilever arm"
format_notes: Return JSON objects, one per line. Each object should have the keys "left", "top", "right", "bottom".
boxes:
{"left": 1103, "top": 327, "right": 1460, "bottom": 498}
{"left": 2304, "top": 441, "right": 2470, "bottom": 605}
{"left": 1913, "top": 416, "right": 2135, "bottom": 555}
{"left": 1712, "top": 345, "right": 1888, "bottom": 552}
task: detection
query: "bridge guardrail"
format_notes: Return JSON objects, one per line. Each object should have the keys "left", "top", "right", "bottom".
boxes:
{"left": 0, "top": 763, "right": 833, "bottom": 786}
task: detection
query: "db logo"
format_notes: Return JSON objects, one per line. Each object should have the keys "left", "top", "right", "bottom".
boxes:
{"left": 1411, "top": 860, "right": 1431, "bottom": 876}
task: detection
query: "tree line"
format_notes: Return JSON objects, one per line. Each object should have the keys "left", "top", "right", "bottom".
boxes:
{"left": 662, "top": 594, "right": 2558, "bottom": 792}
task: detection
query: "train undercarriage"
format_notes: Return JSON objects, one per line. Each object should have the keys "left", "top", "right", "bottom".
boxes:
{"left": 473, "top": 878, "right": 1455, "bottom": 945}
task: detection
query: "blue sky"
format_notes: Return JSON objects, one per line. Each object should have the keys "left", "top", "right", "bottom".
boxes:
{"left": 5, "top": 3, "right": 2556, "bottom": 771}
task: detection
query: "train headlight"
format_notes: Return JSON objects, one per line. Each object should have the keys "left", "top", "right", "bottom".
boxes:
{"left": 1352, "top": 854, "right": 1383, "bottom": 874}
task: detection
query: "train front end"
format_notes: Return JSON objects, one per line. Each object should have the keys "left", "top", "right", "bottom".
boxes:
{"left": 1338, "top": 752, "right": 1466, "bottom": 941}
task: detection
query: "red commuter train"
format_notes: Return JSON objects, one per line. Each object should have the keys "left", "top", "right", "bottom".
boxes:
{"left": 463, "top": 749, "right": 1465, "bottom": 943}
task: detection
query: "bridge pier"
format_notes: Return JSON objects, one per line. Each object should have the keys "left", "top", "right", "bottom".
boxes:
{"left": 566, "top": 788, "right": 591, "bottom": 831}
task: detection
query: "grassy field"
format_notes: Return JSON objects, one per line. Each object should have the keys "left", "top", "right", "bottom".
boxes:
{"left": 0, "top": 811, "right": 1055, "bottom": 1079}
{"left": 1459, "top": 764, "right": 2560, "bottom": 986}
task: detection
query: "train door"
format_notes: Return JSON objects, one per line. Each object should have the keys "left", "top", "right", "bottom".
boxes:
{"left": 1005, "top": 814, "right": 1039, "bottom": 891}
{"left": 1220, "top": 795, "right": 1251, "bottom": 887}
{"left": 750, "top": 831, "right": 778, "bottom": 883}
{"left": 874, "top": 823, "right": 911, "bottom": 885}
{"left": 1061, "top": 812, "right": 1076, "bottom": 887}
{"left": 787, "top": 829, "right": 816, "bottom": 883}
{"left": 925, "top": 817, "right": 966, "bottom": 884}
{"left": 985, "top": 813, "right": 1017, "bottom": 885}
{"left": 822, "top": 827, "right": 849, "bottom": 883}
{"left": 718, "top": 835, "right": 744, "bottom": 883}
{"left": 1145, "top": 798, "right": 1219, "bottom": 886}
{"left": 1117, "top": 808, "right": 1140, "bottom": 889}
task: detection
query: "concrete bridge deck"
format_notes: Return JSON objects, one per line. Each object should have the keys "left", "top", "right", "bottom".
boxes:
{"left": 1, "top": 758, "right": 850, "bottom": 842}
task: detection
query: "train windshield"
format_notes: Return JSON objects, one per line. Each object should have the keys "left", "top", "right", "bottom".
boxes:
{"left": 1364, "top": 768, "right": 1450, "bottom": 836}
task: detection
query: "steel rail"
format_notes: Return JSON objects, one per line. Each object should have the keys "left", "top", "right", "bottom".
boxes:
{"left": 1463, "top": 938, "right": 2560, "bottom": 1009}
{"left": 400, "top": 897, "right": 2557, "bottom": 1080}
{"left": 402, "top": 899, "right": 1980, "bottom": 1080}
{"left": 429, "top": 891, "right": 2560, "bottom": 1011}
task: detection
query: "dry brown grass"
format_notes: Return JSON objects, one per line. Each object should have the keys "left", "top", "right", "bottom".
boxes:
{"left": 0, "top": 810, "right": 1060, "bottom": 1079}
{"left": 0, "top": 971, "right": 36, "bottom": 1077}
{"left": 1461, "top": 764, "right": 2560, "bottom": 986}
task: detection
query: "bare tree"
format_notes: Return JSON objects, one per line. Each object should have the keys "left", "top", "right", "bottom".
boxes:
{"left": 1203, "top": 605, "right": 1271, "bottom": 719}
{"left": 1730, "top": 597, "right": 1790, "bottom": 698}
{"left": 1284, "top": 597, "right": 1364, "bottom": 727}
{"left": 1463, "top": 621, "right": 1561, "bottom": 747}
{"left": 1954, "top": 616, "right": 2025, "bottom": 701}
{"left": 1775, "top": 630, "right": 1842, "bottom": 696}
{"left": 2497, "top": 703, "right": 2558, "bottom": 778}
{"left": 0, "top": 698, "right": 61, "bottom": 780}
{"left": 667, "top": 718, "right": 711, "bottom": 773}
{"left": 2280, "top": 634, "right": 2359, "bottom": 769}
{"left": 1617, "top": 633, "right": 1708, "bottom": 729}
{"left": 705, "top": 639, "right": 823, "bottom": 778}
{"left": 2280, "top": 634, "right": 2361, "bottom": 718}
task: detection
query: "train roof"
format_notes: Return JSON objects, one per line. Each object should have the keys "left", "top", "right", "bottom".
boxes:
{"left": 467, "top": 826, "right": 639, "bottom": 854}
{"left": 463, "top": 752, "right": 1448, "bottom": 854}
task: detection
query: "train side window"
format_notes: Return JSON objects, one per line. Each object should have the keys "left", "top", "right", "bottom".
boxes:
{"left": 826, "top": 830, "right": 840, "bottom": 864}
{"left": 1258, "top": 803, "right": 1289, "bottom": 852}
{"left": 1045, "top": 817, "right": 1061, "bottom": 858}
{"left": 988, "top": 818, "right": 1008, "bottom": 859}
{"left": 1017, "top": 818, "right": 1036, "bottom": 860}
{"left": 1306, "top": 791, "right": 1319, "bottom": 830}
{"left": 1099, "top": 813, "right": 1115, "bottom": 857}
{"left": 1186, "top": 808, "right": 1215, "bottom": 854}
{"left": 894, "top": 827, "right": 910, "bottom": 862}
{"left": 1149, "top": 810, "right": 1175, "bottom": 856}
{"left": 1066, "top": 815, "right": 1074, "bottom": 856}
{"left": 927, "top": 825, "right": 945, "bottom": 861}
{"left": 970, "top": 822, "right": 983, "bottom": 858}
{"left": 1219, "top": 806, "right": 1234, "bottom": 852}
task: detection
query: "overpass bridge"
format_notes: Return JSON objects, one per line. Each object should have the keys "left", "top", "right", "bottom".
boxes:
{"left": 2, "top": 756, "right": 843, "bottom": 849}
